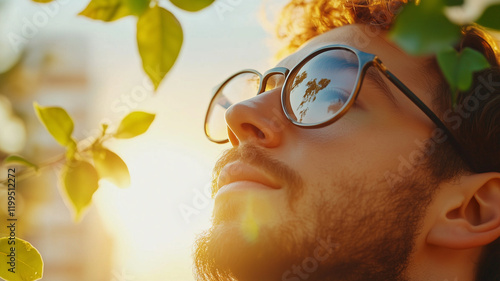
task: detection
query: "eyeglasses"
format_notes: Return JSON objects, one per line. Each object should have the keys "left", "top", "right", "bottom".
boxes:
{"left": 204, "top": 44, "right": 476, "bottom": 171}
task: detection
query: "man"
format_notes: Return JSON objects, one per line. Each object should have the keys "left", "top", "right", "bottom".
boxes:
{"left": 195, "top": 1, "right": 500, "bottom": 280}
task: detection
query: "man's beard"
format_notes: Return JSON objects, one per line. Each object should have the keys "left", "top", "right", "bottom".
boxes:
{"left": 194, "top": 144, "right": 436, "bottom": 281}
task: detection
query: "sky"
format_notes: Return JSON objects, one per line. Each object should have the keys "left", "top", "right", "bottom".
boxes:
{"left": 0, "top": 0, "right": 287, "bottom": 280}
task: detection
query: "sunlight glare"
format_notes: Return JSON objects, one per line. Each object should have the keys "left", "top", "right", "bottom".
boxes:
{"left": 94, "top": 137, "right": 214, "bottom": 280}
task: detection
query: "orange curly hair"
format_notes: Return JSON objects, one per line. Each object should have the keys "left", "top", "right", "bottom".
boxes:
{"left": 277, "top": 0, "right": 408, "bottom": 56}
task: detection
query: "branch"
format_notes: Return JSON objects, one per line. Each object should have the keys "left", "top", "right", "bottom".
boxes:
{"left": 0, "top": 153, "right": 65, "bottom": 187}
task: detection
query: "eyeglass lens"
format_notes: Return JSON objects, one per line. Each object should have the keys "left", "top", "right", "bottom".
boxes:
{"left": 284, "top": 49, "right": 359, "bottom": 124}
{"left": 205, "top": 72, "right": 260, "bottom": 142}
{"left": 206, "top": 48, "right": 360, "bottom": 142}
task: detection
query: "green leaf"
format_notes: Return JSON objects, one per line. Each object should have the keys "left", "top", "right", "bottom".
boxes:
{"left": 61, "top": 160, "right": 99, "bottom": 221}
{"left": 79, "top": 0, "right": 150, "bottom": 22}
{"left": 443, "top": 0, "right": 464, "bottom": 6}
{"left": 3, "top": 155, "right": 38, "bottom": 171}
{"left": 93, "top": 147, "right": 130, "bottom": 188}
{"left": 476, "top": 4, "right": 500, "bottom": 30}
{"left": 0, "top": 237, "right": 43, "bottom": 281}
{"left": 137, "top": 6, "right": 183, "bottom": 90}
{"left": 437, "top": 47, "right": 490, "bottom": 102}
{"left": 114, "top": 111, "right": 155, "bottom": 139}
{"left": 125, "top": 0, "right": 151, "bottom": 15}
{"left": 389, "top": 1, "right": 461, "bottom": 55}
{"left": 34, "top": 103, "right": 74, "bottom": 147}
{"left": 169, "top": 0, "right": 214, "bottom": 12}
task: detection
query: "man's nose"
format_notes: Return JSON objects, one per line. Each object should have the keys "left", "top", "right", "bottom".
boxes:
{"left": 224, "top": 89, "right": 287, "bottom": 147}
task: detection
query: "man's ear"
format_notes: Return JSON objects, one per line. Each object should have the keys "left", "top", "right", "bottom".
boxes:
{"left": 427, "top": 172, "right": 500, "bottom": 249}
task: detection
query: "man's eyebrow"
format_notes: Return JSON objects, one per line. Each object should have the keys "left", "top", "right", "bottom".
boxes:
{"left": 363, "top": 68, "right": 399, "bottom": 107}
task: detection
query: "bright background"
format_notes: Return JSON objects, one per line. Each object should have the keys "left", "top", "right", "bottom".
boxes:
{"left": 0, "top": 0, "right": 288, "bottom": 280}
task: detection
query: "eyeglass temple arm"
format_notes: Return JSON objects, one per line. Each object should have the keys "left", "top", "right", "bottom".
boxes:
{"left": 374, "top": 61, "right": 478, "bottom": 173}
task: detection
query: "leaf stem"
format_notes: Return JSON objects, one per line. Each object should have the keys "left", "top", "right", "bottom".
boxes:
{"left": 0, "top": 153, "right": 65, "bottom": 187}
{"left": 0, "top": 131, "right": 115, "bottom": 188}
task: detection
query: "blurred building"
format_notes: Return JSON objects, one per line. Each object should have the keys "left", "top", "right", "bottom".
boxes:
{"left": 0, "top": 32, "right": 113, "bottom": 281}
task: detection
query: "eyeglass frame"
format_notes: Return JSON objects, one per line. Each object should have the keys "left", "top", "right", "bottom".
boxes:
{"left": 204, "top": 44, "right": 477, "bottom": 172}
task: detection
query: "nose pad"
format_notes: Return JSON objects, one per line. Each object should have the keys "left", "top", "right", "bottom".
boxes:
{"left": 225, "top": 90, "right": 287, "bottom": 147}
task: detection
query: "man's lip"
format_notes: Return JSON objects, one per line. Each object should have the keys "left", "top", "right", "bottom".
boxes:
{"left": 217, "top": 161, "right": 281, "bottom": 191}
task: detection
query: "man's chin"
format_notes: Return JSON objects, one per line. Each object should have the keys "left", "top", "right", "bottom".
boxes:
{"left": 194, "top": 221, "right": 302, "bottom": 281}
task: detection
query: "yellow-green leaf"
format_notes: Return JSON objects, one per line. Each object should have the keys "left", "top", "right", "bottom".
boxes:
{"left": 169, "top": 0, "right": 214, "bottom": 12}
{"left": 33, "top": 103, "right": 74, "bottom": 147}
{"left": 0, "top": 237, "right": 43, "bottom": 281}
{"left": 125, "top": 0, "right": 151, "bottom": 15}
{"left": 389, "top": 0, "right": 461, "bottom": 55}
{"left": 437, "top": 47, "right": 490, "bottom": 103}
{"left": 31, "top": 0, "right": 53, "bottom": 3}
{"left": 137, "top": 6, "right": 183, "bottom": 90}
{"left": 79, "top": 0, "right": 151, "bottom": 21}
{"left": 3, "top": 155, "right": 38, "bottom": 171}
{"left": 114, "top": 111, "right": 155, "bottom": 139}
{"left": 61, "top": 160, "right": 99, "bottom": 221}
{"left": 444, "top": 0, "right": 463, "bottom": 6}
{"left": 476, "top": 4, "right": 500, "bottom": 30}
{"left": 93, "top": 147, "right": 130, "bottom": 188}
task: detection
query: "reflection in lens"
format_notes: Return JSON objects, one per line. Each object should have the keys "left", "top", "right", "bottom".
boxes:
{"left": 206, "top": 72, "right": 260, "bottom": 142}
{"left": 286, "top": 49, "right": 358, "bottom": 124}
{"left": 295, "top": 77, "right": 331, "bottom": 122}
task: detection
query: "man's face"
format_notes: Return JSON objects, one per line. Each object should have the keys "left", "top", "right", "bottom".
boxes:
{"left": 195, "top": 24, "right": 441, "bottom": 281}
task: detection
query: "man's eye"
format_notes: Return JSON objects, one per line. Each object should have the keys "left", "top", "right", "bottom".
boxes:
{"left": 327, "top": 96, "right": 347, "bottom": 113}
{"left": 323, "top": 88, "right": 350, "bottom": 102}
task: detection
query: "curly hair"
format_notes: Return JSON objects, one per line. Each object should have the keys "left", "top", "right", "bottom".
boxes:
{"left": 277, "top": 0, "right": 408, "bottom": 56}
{"left": 278, "top": 1, "right": 500, "bottom": 280}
